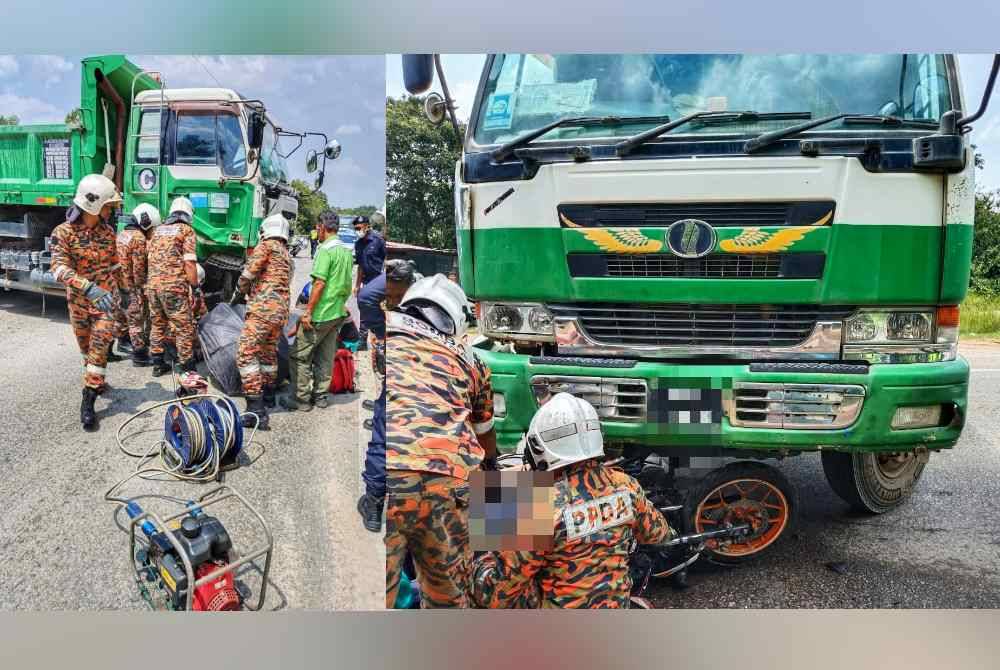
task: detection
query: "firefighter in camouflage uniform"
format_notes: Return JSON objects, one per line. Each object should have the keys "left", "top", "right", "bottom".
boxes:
{"left": 384, "top": 275, "right": 497, "bottom": 609}
{"left": 116, "top": 203, "right": 160, "bottom": 366}
{"left": 146, "top": 197, "right": 200, "bottom": 377}
{"left": 470, "top": 393, "right": 672, "bottom": 609}
{"left": 233, "top": 213, "right": 292, "bottom": 431}
{"left": 49, "top": 174, "right": 125, "bottom": 431}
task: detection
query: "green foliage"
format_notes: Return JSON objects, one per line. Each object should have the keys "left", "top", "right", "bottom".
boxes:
{"left": 0, "top": 114, "right": 19, "bottom": 126}
{"left": 961, "top": 292, "right": 1000, "bottom": 336}
{"left": 290, "top": 178, "right": 331, "bottom": 236}
{"left": 971, "top": 191, "right": 1000, "bottom": 295}
{"left": 386, "top": 95, "right": 462, "bottom": 249}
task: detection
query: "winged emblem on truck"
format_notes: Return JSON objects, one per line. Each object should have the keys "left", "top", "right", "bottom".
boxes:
{"left": 719, "top": 226, "right": 819, "bottom": 253}
{"left": 577, "top": 227, "right": 665, "bottom": 254}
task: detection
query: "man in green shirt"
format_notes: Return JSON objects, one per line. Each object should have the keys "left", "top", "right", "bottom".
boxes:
{"left": 282, "top": 211, "right": 353, "bottom": 411}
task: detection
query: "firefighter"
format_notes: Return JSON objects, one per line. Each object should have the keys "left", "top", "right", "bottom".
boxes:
{"left": 470, "top": 393, "right": 673, "bottom": 609}
{"left": 233, "top": 213, "right": 292, "bottom": 430}
{"left": 116, "top": 203, "right": 160, "bottom": 366}
{"left": 146, "top": 197, "right": 199, "bottom": 377}
{"left": 49, "top": 173, "right": 125, "bottom": 430}
{"left": 384, "top": 274, "right": 497, "bottom": 609}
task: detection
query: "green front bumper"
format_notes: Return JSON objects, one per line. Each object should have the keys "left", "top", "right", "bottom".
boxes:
{"left": 479, "top": 348, "right": 969, "bottom": 455}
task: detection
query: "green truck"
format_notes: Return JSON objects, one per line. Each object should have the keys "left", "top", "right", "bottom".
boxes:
{"left": 403, "top": 53, "right": 998, "bottom": 561}
{"left": 0, "top": 55, "right": 338, "bottom": 299}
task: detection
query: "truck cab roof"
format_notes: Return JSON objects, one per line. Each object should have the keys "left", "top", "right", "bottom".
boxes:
{"left": 134, "top": 87, "right": 244, "bottom": 104}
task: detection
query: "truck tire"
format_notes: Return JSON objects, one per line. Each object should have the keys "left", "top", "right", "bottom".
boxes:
{"left": 683, "top": 461, "right": 797, "bottom": 565}
{"left": 821, "top": 451, "right": 926, "bottom": 514}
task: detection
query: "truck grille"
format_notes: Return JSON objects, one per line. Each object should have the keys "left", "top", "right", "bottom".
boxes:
{"left": 604, "top": 253, "right": 781, "bottom": 278}
{"left": 728, "top": 383, "right": 865, "bottom": 429}
{"left": 558, "top": 201, "right": 835, "bottom": 228}
{"left": 530, "top": 375, "right": 647, "bottom": 422}
{"left": 550, "top": 303, "right": 855, "bottom": 348}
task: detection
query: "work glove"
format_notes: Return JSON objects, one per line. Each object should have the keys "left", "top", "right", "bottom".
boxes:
{"left": 84, "top": 282, "right": 115, "bottom": 314}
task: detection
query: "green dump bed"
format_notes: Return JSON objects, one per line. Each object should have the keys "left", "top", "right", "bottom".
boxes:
{"left": 0, "top": 55, "right": 159, "bottom": 210}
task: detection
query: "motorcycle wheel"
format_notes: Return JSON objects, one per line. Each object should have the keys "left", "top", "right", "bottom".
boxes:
{"left": 683, "top": 461, "right": 797, "bottom": 565}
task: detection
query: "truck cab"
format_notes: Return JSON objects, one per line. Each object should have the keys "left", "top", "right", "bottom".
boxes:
{"left": 403, "top": 53, "right": 989, "bottom": 524}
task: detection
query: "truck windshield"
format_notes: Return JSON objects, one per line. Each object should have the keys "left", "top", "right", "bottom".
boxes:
{"left": 472, "top": 54, "right": 955, "bottom": 147}
{"left": 175, "top": 111, "right": 247, "bottom": 177}
{"left": 259, "top": 122, "right": 290, "bottom": 184}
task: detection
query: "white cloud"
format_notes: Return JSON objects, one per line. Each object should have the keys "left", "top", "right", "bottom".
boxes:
{"left": 0, "top": 92, "right": 61, "bottom": 123}
{"left": 370, "top": 115, "right": 386, "bottom": 131}
{"left": 326, "top": 156, "right": 365, "bottom": 178}
{"left": 336, "top": 123, "right": 362, "bottom": 135}
{"left": 36, "top": 55, "right": 73, "bottom": 87}
{"left": 0, "top": 56, "right": 18, "bottom": 78}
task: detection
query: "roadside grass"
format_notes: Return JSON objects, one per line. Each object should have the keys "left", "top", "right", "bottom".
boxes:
{"left": 961, "top": 292, "right": 1000, "bottom": 339}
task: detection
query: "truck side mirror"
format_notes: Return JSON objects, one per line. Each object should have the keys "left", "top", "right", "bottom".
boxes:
{"left": 324, "top": 139, "right": 342, "bottom": 160}
{"left": 248, "top": 111, "right": 266, "bottom": 150}
{"left": 402, "top": 55, "right": 435, "bottom": 94}
{"left": 314, "top": 172, "right": 325, "bottom": 190}
{"left": 306, "top": 149, "right": 319, "bottom": 173}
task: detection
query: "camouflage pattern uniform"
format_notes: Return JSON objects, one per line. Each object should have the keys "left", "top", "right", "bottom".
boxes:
{"left": 146, "top": 221, "right": 198, "bottom": 362}
{"left": 384, "top": 311, "right": 494, "bottom": 609}
{"left": 116, "top": 227, "right": 149, "bottom": 349}
{"left": 470, "top": 462, "right": 670, "bottom": 609}
{"left": 236, "top": 238, "right": 291, "bottom": 396}
{"left": 50, "top": 218, "right": 124, "bottom": 389}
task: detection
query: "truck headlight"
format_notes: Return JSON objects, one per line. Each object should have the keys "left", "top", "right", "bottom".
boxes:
{"left": 481, "top": 302, "right": 555, "bottom": 342}
{"left": 844, "top": 310, "right": 933, "bottom": 343}
{"left": 843, "top": 307, "right": 958, "bottom": 363}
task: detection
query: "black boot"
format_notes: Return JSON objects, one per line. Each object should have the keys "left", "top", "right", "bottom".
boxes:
{"left": 177, "top": 358, "right": 197, "bottom": 374}
{"left": 263, "top": 385, "right": 277, "bottom": 409}
{"left": 105, "top": 341, "right": 123, "bottom": 363}
{"left": 243, "top": 395, "right": 269, "bottom": 430}
{"left": 116, "top": 337, "right": 134, "bottom": 356}
{"left": 362, "top": 399, "right": 375, "bottom": 412}
{"left": 357, "top": 493, "right": 384, "bottom": 533}
{"left": 81, "top": 387, "right": 99, "bottom": 431}
{"left": 151, "top": 354, "right": 171, "bottom": 377}
{"left": 132, "top": 347, "right": 152, "bottom": 367}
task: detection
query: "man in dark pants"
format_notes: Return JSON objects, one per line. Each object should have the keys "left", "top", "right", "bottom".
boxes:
{"left": 352, "top": 215, "right": 386, "bottom": 351}
{"left": 357, "top": 259, "right": 419, "bottom": 532}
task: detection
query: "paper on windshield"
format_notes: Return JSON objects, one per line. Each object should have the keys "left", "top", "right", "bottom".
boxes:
{"left": 518, "top": 79, "right": 597, "bottom": 116}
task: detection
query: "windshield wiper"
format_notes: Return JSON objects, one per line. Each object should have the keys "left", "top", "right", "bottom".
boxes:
{"left": 615, "top": 111, "right": 811, "bottom": 156}
{"left": 491, "top": 115, "right": 671, "bottom": 162}
{"left": 744, "top": 114, "right": 941, "bottom": 154}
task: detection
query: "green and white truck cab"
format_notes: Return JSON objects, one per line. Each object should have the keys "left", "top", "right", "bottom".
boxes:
{"left": 0, "top": 55, "right": 338, "bottom": 299}
{"left": 403, "top": 53, "right": 998, "bottom": 514}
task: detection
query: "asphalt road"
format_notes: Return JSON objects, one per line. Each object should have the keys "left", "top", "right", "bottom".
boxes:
{"left": 0, "top": 250, "right": 384, "bottom": 611}
{"left": 647, "top": 340, "right": 1000, "bottom": 608}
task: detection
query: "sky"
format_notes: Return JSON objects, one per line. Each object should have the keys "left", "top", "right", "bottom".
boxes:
{"left": 386, "top": 54, "right": 1000, "bottom": 193}
{"left": 0, "top": 55, "right": 385, "bottom": 208}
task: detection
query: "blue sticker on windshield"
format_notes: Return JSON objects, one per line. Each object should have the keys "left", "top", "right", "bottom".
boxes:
{"left": 483, "top": 92, "right": 515, "bottom": 130}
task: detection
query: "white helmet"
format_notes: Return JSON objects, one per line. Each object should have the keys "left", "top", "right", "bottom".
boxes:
{"left": 196, "top": 263, "right": 206, "bottom": 286}
{"left": 523, "top": 393, "right": 604, "bottom": 472}
{"left": 399, "top": 274, "right": 471, "bottom": 339}
{"left": 73, "top": 174, "right": 122, "bottom": 216}
{"left": 131, "top": 203, "right": 161, "bottom": 231}
{"left": 260, "top": 213, "right": 290, "bottom": 242}
{"left": 168, "top": 197, "right": 195, "bottom": 224}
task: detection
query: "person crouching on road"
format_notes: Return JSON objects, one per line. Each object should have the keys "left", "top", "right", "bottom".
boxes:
{"left": 384, "top": 275, "right": 497, "bottom": 609}
{"left": 146, "top": 197, "right": 200, "bottom": 377}
{"left": 281, "top": 211, "right": 352, "bottom": 414}
{"left": 117, "top": 203, "right": 159, "bottom": 367}
{"left": 356, "top": 258, "right": 420, "bottom": 533}
{"left": 470, "top": 393, "right": 672, "bottom": 609}
{"left": 50, "top": 174, "right": 125, "bottom": 431}
{"left": 233, "top": 214, "right": 293, "bottom": 430}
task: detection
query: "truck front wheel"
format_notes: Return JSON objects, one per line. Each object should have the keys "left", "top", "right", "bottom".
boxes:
{"left": 821, "top": 451, "right": 927, "bottom": 514}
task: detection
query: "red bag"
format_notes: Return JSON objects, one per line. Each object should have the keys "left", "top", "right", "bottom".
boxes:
{"left": 329, "top": 348, "right": 357, "bottom": 394}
